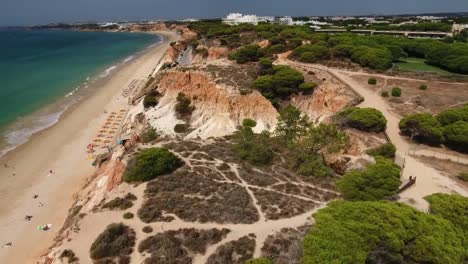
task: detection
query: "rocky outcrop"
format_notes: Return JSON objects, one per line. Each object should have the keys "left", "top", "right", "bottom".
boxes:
{"left": 144, "top": 70, "right": 278, "bottom": 138}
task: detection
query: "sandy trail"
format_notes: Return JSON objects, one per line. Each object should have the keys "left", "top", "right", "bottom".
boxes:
{"left": 0, "top": 31, "right": 178, "bottom": 263}
{"left": 288, "top": 61, "right": 468, "bottom": 210}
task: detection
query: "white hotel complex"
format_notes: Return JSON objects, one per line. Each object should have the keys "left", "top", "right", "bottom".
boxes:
{"left": 223, "top": 13, "right": 293, "bottom": 25}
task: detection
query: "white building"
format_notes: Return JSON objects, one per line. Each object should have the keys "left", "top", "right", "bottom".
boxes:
{"left": 223, "top": 13, "right": 258, "bottom": 25}
{"left": 274, "top": 16, "right": 293, "bottom": 25}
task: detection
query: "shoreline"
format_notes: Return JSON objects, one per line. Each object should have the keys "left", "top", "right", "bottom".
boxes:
{"left": 0, "top": 31, "right": 165, "bottom": 158}
{"left": 0, "top": 31, "right": 178, "bottom": 263}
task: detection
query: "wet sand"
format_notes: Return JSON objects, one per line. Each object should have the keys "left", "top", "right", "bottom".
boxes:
{"left": 0, "top": 31, "right": 178, "bottom": 263}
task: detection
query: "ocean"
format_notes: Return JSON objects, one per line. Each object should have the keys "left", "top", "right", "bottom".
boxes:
{"left": 0, "top": 29, "right": 161, "bottom": 157}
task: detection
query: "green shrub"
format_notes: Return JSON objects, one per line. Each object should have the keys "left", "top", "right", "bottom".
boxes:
{"left": 175, "top": 92, "right": 193, "bottom": 117}
{"left": 391, "top": 87, "right": 402, "bottom": 97}
{"left": 291, "top": 44, "right": 329, "bottom": 63}
{"left": 296, "top": 153, "right": 333, "bottom": 177}
{"left": 103, "top": 197, "right": 133, "bottom": 211}
{"left": 140, "top": 126, "right": 158, "bottom": 143}
{"left": 338, "top": 107, "right": 387, "bottom": 132}
{"left": 299, "top": 82, "right": 317, "bottom": 95}
{"left": 233, "top": 121, "right": 273, "bottom": 165}
{"left": 381, "top": 91, "right": 389, "bottom": 97}
{"left": 123, "top": 212, "right": 134, "bottom": 219}
{"left": 443, "top": 121, "right": 468, "bottom": 152}
{"left": 302, "top": 201, "right": 466, "bottom": 264}
{"left": 142, "top": 226, "right": 153, "bottom": 233}
{"left": 436, "top": 105, "right": 468, "bottom": 126}
{"left": 229, "top": 44, "right": 264, "bottom": 63}
{"left": 242, "top": 118, "right": 257, "bottom": 128}
{"left": 366, "top": 143, "right": 396, "bottom": 159}
{"left": 124, "top": 148, "right": 182, "bottom": 182}
{"left": 425, "top": 193, "right": 468, "bottom": 232}
{"left": 337, "top": 157, "right": 401, "bottom": 201}
{"left": 254, "top": 64, "right": 305, "bottom": 101}
{"left": 399, "top": 113, "right": 444, "bottom": 145}
{"left": 368, "top": 78, "right": 377, "bottom": 85}
{"left": 419, "top": 84, "right": 428, "bottom": 90}
{"left": 457, "top": 172, "right": 468, "bottom": 181}
{"left": 258, "top": 58, "right": 274, "bottom": 75}
{"left": 268, "top": 43, "right": 286, "bottom": 54}
{"left": 174, "top": 123, "right": 189, "bottom": 133}
{"left": 246, "top": 258, "right": 273, "bottom": 264}
{"left": 143, "top": 93, "right": 158, "bottom": 108}
{"left": 90, "top": 223, "right": 136, "bottom": 261}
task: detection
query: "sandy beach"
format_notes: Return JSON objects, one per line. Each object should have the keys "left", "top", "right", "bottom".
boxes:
{"left": 0, "top": 31, "right": 178, "bottom": 263}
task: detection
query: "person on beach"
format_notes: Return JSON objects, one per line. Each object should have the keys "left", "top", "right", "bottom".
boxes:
{"left": 33, "top": 194, "right": 38, "bottom": 199}
{"left": 25, "top": 215, "right": 33, "bottom": 221}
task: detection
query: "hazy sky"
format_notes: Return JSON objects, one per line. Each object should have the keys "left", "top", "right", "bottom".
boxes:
{"left": 2, "top": 0, "right": 468, "bottom": 26}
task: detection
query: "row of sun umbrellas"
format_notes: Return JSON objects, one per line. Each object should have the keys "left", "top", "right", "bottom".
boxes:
{"left": 88, "top": 110, "right": 126, "bottom": 151}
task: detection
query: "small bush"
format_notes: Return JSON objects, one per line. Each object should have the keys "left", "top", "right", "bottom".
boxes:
{"left": 103, "top": 197, "right": 133, "bottom": 211}
{"left": 143, "top": 94, "right": 158, "bottom": 108}
{"left": 142, "top": 226, "right": 153, "bottom": 233}
{"left": 299, "top": 82, "right": 317, "bottom": 95}
{"left": 368, "top": 78, "right": 377, "bottom": 85}
{"left": 60, "top": 249, "right": 79, "bottom": 263}
{"left": 366, "top": 143, "right": 396, "bottom": 159}
{"left": 242, "top": 119, "right": 257, "bottom": 128}
{"left": 399, "top": 113, "right": 444, "bottom": 145}
{"left": 457, "top": 172, "right": 468, "bottom": 181}
{"left": 123, "top": 212, "right": 134, "bottom": 219}
{"left": 381, "top": 91, "right": 389, "bottom": 97}
{"left": 419, "top": 84, "right": 428, "bottom": 90}
{"left": 124, "top": 148, "right": 182, "bottom": 182}
{"left": 337, "top": 157, "right": 401, "bottom": 201}
{"left": 338, "top": 107, "right": 387, "bottom": 132}
{"left": 90, "top": 223, "right": 136, "bottom": 261}
{"left": 174, "top": 123, "right": 189, "bottom": 133}
{"left": 175, "top": 92, "right": 193, "bottom": 117}
{"left": 140, "top": 126, "right": 158, "bottom": 143}
{"left": 391, "top": 87, "right": 402, "bottom": 97}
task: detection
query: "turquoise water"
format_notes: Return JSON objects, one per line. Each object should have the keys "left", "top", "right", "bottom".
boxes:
{"left": 0, "top": 29, "right": 161, "bottom": 156}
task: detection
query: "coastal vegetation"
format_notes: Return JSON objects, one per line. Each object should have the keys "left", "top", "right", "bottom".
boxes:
{"left": 391, "top": 87, "right": 402, "bottom": 97}
{"left": 90, "top": 223, "right": 136, "bottom": 264}
{"left": 336, "top": 107, "right": 387, "bottom": 132}
{"left": 124, "top": 147, "right": 182, "bottom": 182}
{"left": 337, "top": 157, "right": 401, "bottom": 201}
{"left": 102, "top": 193, "right": 137, "bottom": 211}
{"left": 140, "top": 126, "right": 158, "bottom": 143}
{"left": 366, "top": 143, "right": 396, "bottom": 159}
{"left": 368, "top": 77, "right": 377, "bottom": 85}
{"left": 175, "top": 92, "right": 193, "bottom": 117}
{"left": 399, "top": 105, "right": 468, "bottom": 151}
{"left": 302, "top": 201, "right": 466, "bottom": 264}
{"left": 233, "top": 105, "right": 347, "bottom": 178}
{"left": 188, "top": 20, "right": 468, "bottom": 74}
{"left": 233, "top": 119, "right": 274, "bottom": 165}
{"left": 254, "top": 64, "right": 305, "bottom": 107}
{"left": 143, "top": 90, "right": 159, "bottom": 108}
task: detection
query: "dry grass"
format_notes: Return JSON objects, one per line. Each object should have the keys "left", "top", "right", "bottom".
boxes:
{"left": 138, "top": 228, "right": 230, "bottom": 263}
{"left": 206, "top": 236, "right": 256, "bottom": 264}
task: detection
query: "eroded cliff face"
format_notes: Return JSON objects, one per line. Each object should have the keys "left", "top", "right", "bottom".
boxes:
{"left": 291, "top": 68, "right": 361, "bottom": 123}
{"left": 144, "top": 69, "right": 278, "bottom": 138}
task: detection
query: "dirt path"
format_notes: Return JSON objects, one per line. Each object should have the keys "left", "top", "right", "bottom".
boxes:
{"left": 288, "top": 61, "right": 468, "bottom": 211}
